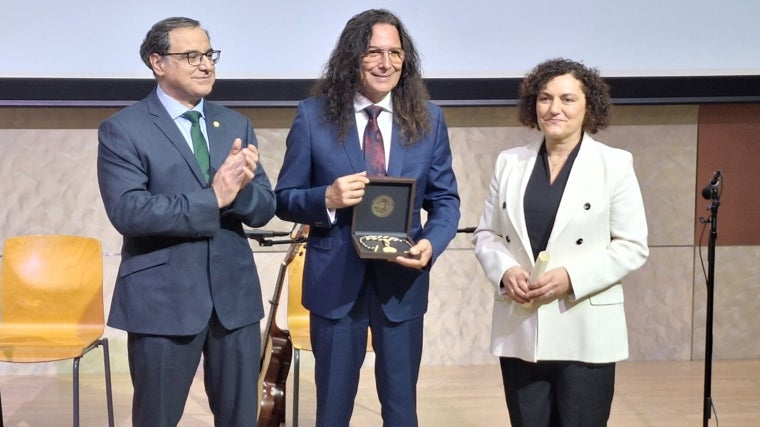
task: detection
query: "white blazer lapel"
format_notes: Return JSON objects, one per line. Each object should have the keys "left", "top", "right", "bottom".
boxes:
{"left": 549, "top": 134, "right": 598, "bottom": 243}
{"left": 505, "top": 141, "right": 541, "bottom": 259}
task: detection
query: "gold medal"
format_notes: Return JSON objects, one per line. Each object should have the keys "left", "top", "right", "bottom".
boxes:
{"left": 370, "top": 194, "right": 394, "bottom": 218}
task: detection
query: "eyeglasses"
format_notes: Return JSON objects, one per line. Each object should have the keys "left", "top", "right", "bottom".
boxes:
{"left": 362, "top": 48, "right": 405, "bottom": 64}
{"left": 162, "top": 49, "right": 221, "bottom": 66}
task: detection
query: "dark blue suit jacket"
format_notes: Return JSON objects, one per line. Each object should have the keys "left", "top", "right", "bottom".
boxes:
{"left": 275, "top": 96, "right": 460, "bottom": 322}
{"left": 97, "top": 88, "right": 276, "bottom": 335}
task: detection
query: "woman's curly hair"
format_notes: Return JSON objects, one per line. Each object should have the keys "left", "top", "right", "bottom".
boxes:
{"left": 517, "top": 58, "right": 611, "bottom": 134}
{"left": 312, "top": 9, "right": 431, "bottom": 144}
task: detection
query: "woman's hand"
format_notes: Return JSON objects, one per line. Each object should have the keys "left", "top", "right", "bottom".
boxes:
{"left": 501, "top": 266, "right": 532, "bottom": 304}
{"left": 526, "top": 267, "right": 572, "bottom": 302}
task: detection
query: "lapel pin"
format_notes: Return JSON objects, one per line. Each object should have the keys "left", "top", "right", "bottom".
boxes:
{"left": 213, "top": 121, "right": 220, "bottom": 128}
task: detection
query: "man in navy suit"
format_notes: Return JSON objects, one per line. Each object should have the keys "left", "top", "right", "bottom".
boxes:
{"left": 97, "top": 17, "right": 275, "bottom": 426}
{"left": 275, "top": 9, "right": 460, "bottom": 427}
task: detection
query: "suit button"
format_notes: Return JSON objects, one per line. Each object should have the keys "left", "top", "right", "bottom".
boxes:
{"left": 584, "top": 203, "right": 591, "bottom": 210}
{"left": 576, "top": 238, "right": 583, "bottom": 245}
{"left": 505, "top": 235, "right": 511, "bottom": 243}
{"left": 502, "top": 202, "right": 507, "bottom": 209}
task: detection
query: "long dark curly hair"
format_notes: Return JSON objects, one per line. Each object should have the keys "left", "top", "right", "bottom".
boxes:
{"left": 517, "top": 58, "right": 611, "bottom": 134}
{"left": 312, "top": 9, "right": 431, "bottom": 144}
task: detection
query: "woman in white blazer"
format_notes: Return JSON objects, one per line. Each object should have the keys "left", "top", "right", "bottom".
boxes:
{"left": 472, "top": 58, "right": 649, "bottom": 427}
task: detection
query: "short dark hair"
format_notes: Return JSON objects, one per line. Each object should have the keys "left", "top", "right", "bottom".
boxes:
{"left": 517, "top": 58, "right": 612, "bottom": 134}
{"left": 139, "top": 17, "right": 207, "bottom": 70}
{"left": 312, "top": 9, "right": 431, "bottom": 143}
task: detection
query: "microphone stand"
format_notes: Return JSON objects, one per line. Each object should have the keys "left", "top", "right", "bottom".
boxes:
{"left": 701, "top": 185, "right": 720, "bottom": 427}
{"left": 245, "top": 230, "right": 305, "bottom": 247}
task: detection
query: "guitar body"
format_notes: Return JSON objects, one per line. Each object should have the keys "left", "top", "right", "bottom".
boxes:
{"left": 258, "top": 225, "right": 308, "bottom": 427}
{"left": 258, "top": 323, "right": 292, "bottom": 427}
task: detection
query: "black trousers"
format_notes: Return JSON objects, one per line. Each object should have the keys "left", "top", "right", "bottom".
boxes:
{"left": 499, "top": 357, "right": 615, "bottom": 427}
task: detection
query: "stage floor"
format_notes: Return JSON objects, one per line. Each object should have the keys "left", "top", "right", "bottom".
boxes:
{"left": 0, "top": 360, "right": 758, "bottom": 426}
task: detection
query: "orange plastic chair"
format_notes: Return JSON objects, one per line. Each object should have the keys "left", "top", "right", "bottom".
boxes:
{"left": 0, "top": 235, "right": 114, "bottom": 427}
{"left": 287, "top": 239, "right": 372, "bottom": 427}
{"left": 286, "top": 240, "right": 311, "bottom": 427}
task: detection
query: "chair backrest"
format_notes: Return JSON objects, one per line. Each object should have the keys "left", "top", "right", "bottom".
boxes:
{"left": 0, "top": 235, "right": 104, "bottom": 333}
{"left": 286, "top": 241, "right": 308, "bottom": 330}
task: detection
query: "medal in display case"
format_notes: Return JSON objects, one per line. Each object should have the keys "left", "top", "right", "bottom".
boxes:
{"left": 351, "top": 177, "right": 417, "bottom": 260}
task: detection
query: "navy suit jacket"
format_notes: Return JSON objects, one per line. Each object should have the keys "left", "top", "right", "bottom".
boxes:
{"left": 97, "top": 88, "right": 276, "bottom": 336}
{"left": 275, "top": 96, "right": 460, "bottom": 322}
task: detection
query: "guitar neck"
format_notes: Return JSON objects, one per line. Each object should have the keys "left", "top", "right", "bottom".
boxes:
{"left": 262, "top": 260, "right": 288, "bottom": 342}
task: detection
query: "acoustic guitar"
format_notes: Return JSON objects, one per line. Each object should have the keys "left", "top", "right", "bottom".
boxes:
{"left": 258, "top": 224, "right": 308, "bottom": 426}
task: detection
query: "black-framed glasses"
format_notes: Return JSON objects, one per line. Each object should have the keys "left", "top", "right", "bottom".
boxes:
{"left": 163, "top": 49, "right": 221, "bottom": 66}
{"left": 362, "top": 48, "right": 405, "bottom": 64}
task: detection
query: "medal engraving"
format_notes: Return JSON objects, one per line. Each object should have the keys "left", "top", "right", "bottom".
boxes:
{"left": 371, "top": 194, "right": 394, "bottom": 218}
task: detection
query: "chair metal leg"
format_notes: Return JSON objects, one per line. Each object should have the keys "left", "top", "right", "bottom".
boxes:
{"left": 73, "top": 339, "right": 114, "bottom": 427}
{"left": 101, "top": 339, "right": 115, "bottom": 427}
{"left": 73, "top": 357, "right": 81, "bottom": 427}
{"left": 293, "top": 348, "right": 300, "bottom": 427}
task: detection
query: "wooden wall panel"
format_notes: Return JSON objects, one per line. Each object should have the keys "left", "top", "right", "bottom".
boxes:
{"left": 696, "top": 104, "right": 760, "bottom": 246}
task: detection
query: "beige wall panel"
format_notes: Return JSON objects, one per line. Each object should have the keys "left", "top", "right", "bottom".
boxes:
{"left": 597, "top": 108, "right": 699, "bottom": 247}
{"left": 447, "top": 126, "right": 537, "bottom": 240}
{"left": 247, "top": 128, "right": 290, "bottom": 233}
{"left": 422, "top": 248, "right": 494, "bottom": 366}
{"left": 0, "top": 129, "right": 120, "bottom": 248}
{"left": 625, "top": 247, "right": 694, "bottom": 361}
{"left": 692, "top": 246, "right": 760, "bottom": 360}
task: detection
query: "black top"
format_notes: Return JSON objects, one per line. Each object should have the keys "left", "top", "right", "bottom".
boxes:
{"left": 523, "top": 140, "right": 582, "bottom": 260}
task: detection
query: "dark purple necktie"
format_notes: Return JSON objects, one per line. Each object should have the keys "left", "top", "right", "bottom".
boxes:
{"left": 363, "top": 105, "right": 386, "bottom": 176}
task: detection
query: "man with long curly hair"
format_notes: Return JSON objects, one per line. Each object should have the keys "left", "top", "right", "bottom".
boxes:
{"left": 275, "top": 8, "right": 460, "bottom": 427}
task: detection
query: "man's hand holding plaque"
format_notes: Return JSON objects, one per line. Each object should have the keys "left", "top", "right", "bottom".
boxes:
{"left": 392, "top": 238, "right": 430, "bottom": 268}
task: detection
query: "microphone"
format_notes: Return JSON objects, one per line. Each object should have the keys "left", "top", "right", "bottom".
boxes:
{"left": 701, "top": 170, "right": 722, "bottom": 200}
